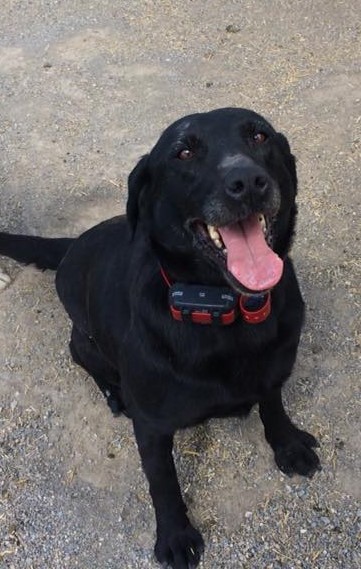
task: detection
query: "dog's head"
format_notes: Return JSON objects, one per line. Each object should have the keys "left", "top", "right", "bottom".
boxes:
{"left": 127, "top": 108, "right": 297, "bottom": 294}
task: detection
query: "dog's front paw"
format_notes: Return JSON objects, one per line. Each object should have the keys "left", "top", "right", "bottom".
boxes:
{"left": 273, "top": 427, "right": 321, "bottom": 477}
{"left": 155, "top": 523, "right": 204, "bottom": 569}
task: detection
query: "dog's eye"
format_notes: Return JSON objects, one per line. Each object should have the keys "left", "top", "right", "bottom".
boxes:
{"left": 253, "top": 132, "right": 268, "bottom": 144}
{"left": 177, "top": 148, "right": 195, "bottom": 160}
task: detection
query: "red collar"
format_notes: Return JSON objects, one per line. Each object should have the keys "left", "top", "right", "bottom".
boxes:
{"left": 160, "top": 267, "right": 271, "bottom": 325}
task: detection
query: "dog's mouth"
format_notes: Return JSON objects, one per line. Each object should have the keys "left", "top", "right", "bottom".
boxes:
{"left": 191, "top": 214, "right": 283, "bottom": 294}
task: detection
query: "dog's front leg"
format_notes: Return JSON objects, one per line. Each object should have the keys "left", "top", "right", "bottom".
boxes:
{"left": 259, "top": 387, "right": 321, "bottom": 477}
{"left": 133, "top": 419, "right": 204, "bottom": 568}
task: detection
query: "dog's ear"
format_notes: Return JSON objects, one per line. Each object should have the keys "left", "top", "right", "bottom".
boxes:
{"left": 126, "top": 155, "right": 150, "bottom": 235}
{"left": 276, "top": 132, "right": 298, "bottom": 192}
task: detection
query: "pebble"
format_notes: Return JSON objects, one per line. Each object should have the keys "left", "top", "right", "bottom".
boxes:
{"left": 0, "top": 268, "right": 11, "bottom": 291}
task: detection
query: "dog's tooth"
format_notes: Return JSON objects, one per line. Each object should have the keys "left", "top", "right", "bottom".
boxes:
{"left": 207, "top": 224, "right": 219, "bottom": 239}
{"left": 207, "top": 224, "right": 223, "bottom": 246}
{"left": 258, "top": 214, "right": 267, "bottom": 235}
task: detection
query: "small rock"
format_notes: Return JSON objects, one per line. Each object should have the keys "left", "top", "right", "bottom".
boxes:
{"left": 0, "top": 269, "right": 11, "bottom": 291}
{"left": 226, "top": 24, "right": 240, "bottom": 33}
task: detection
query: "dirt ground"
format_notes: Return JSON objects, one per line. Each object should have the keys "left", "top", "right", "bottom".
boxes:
{"left": 0, "top": 1, "right": 360, "bottom": 568}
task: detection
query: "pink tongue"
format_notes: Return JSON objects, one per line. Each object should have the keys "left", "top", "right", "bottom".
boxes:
{"left": 218, "top": 215, "right": 283, "bottom": 291}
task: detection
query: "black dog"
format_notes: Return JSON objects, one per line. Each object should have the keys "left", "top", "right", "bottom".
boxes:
{"left": 0, "top": 108, "right": 320, "bottom": 568}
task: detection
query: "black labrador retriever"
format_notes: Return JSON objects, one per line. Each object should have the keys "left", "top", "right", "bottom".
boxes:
{"left": 0, "top": 108, "right": 321, "bottom": 568}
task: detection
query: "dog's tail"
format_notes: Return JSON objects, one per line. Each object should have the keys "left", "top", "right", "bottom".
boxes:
{"left": 0, "top": 232, "right": 75, "bottom": 270}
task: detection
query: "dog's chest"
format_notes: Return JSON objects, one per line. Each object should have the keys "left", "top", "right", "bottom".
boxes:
{"left": 123, "top": 322, "right": 279, "bottom": 429}
{"left": 128, "top": 360, "right": 266, "bottom": 429}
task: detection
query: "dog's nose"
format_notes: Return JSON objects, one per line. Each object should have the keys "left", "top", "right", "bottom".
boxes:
{"left": 224, "top": 167, "right": 270, "bottom": 201}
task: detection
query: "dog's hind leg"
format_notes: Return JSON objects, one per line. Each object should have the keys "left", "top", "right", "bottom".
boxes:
{"left": 69, "top": 326, "right": 125, "bottom": 416}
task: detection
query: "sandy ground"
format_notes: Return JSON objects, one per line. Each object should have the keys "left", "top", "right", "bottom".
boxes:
{"left": 0, "top": 1, "right": 360, "bottom": 568}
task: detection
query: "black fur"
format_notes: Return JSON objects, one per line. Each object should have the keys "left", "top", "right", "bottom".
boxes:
{"left": 0, "top": 108, "right": 320, "bottom": 568}
{"left": 0, "top": 233, "right": 74, "bottom": 270}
